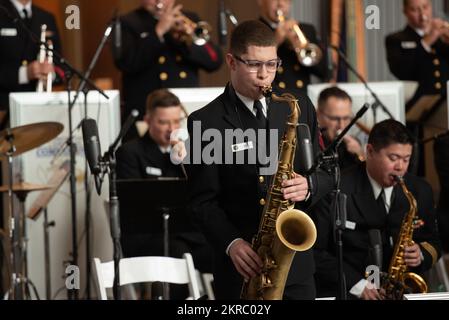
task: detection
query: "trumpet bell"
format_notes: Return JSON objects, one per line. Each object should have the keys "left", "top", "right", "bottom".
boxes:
{"left": 296, "top": 43, "right": 323, "bottom": 67}
{"left": 192, "top": 21, "right": 211, "bottom": 46}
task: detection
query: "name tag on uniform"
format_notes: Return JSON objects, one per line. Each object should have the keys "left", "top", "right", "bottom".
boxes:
{"left": 401, "top": 41, "right": 417, "bottom": 49}
{"left": 345, "top": 220, "right": 356, "bottom": 230}
{"left": 231, "top": 141, "right": 254, "bottom": 153}
{"left": 1, "top": 28, "right": 17, "bottom": 37}
{"left": 146, "top": 166, "right": 162, "bottom": 176}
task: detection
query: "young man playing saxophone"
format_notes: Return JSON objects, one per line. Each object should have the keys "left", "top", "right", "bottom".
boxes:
{"left": 187, "top": 20, "right": 332, "bottom": 300}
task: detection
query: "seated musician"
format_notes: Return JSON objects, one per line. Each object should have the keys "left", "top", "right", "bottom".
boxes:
{"left": 312, "top": 119, "right": 441, "bottom": 299}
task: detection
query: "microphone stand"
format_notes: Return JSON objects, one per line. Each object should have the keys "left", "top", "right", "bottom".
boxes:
{"left": 71, "top": 15, "right": 116, "bottom": 300}
{"left": 94, "top": 110, "right": 139, "bottom": 300}
{"left": 330, "top": 45, "right": 394, "bottom": 123}
{"left": 2, "top": 7, "right": 109, "bottom": 300}
{"left": 307, "top": 103, "right": 370, "bottom": 300}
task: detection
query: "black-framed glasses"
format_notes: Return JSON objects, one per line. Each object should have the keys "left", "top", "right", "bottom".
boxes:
{"left": 233, "top": 55, "right": 282, "bottom": 73}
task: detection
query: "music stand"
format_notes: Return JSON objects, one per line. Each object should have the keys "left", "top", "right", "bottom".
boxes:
{"left": 117, "top": 178, "right": 190, "bottom": 300}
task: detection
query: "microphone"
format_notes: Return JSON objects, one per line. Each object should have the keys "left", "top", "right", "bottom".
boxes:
{"left": 218, "top": 0, "right": 227, "bottom": 46}
{"left": 297, "top": 124, "right": 314, "bottom": 175}
{"left": 81, "top": 118, "right": 102, "bottom": 175}
{"left": 368, "top": 229, "right": 383, "bottom": 271}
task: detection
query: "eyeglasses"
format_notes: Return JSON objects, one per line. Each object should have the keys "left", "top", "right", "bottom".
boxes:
{"left": 321, "top": 112, "right": 353, "bottom": 123}
{"left": 233, "top": 55, "right": 282, "bottom": 73}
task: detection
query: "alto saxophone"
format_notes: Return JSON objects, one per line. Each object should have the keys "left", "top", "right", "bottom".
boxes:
{"left": 381, "top": 175, "right": 428, "bottom": 299}
{"left": 241, "top": 87, "right": 317, "bottom": 300}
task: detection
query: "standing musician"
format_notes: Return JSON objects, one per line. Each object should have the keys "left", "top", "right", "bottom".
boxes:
{"left": 313, "top": 119, "right": 441, "bottom": 299}
{"left": 385, "top": 0, "right": 449, "bottom": 109}
{"left": 112, "top": 0, "right": 223, "bottom": 129}
{"left": 187, "top": 20, "right": 332, "bottom": 300}
{"left": 258, "top": 0, "right": 327, "bottom": 97}
{"left": 0, "top": 0, "right": 61, "bottom": 119}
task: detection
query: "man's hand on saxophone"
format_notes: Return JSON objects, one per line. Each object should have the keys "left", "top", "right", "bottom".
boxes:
{"left": 404, "top": 243, "right": 423, "bottom": 267}
{"left": 228, "top": 239, "right": 263, "bottom": 281}
{"left": 281, "top": 172, "right": 309, "bottom": 202}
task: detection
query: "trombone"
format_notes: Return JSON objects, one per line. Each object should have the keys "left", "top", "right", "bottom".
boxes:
{"left": 277, "top": 10, "right": 322, "bottom": 67}
{"left": 36, "top": 24, "right": 53, "bottom": 93}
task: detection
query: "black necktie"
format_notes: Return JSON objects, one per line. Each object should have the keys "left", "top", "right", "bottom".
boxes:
{"left": 22, "top": 9, "right": 31, "bottom": 27}
{"left": 253, "top": 100, "right": 266, "bottom": 128}
{"left": 376, "top": 189, "right": 387, "bottom": 215}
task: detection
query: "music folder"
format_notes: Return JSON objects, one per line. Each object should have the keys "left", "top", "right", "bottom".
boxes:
{"left": 117, "top": 178, "right": 192, "bottom": 236}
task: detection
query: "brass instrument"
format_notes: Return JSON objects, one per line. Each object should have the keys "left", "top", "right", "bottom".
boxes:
{"left": 156, "top": 1, "right": 211, "bottom": 46}
{"left": 241, "top": 86, "right": 317, "bottom": 300}
{"left": 381, "top": 175, "right": 428, "bottom": 299}
{"left": 277, "top": 10, "right": 322, "bottom": 67}
{"left": 36, "top": 24, "right": 52, "bottom": 93}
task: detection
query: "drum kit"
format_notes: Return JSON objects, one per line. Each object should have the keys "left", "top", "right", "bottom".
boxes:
{"left": 0, "top": 121, "right": 63, "bottom": 300}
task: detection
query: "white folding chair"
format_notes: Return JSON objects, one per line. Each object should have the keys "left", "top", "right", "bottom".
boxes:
{"left": 92, "top": 253, "right": 201, "bottom": 300}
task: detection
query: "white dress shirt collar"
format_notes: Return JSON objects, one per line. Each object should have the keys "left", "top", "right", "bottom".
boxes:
{"left": 234, "top": 90, "right": 268, "bottom": 118}
{"left": 366, "top": 169, "right": 394, "bottom": 212}
{"left": 10, "top": 0, "right": 32, "bottom": 19}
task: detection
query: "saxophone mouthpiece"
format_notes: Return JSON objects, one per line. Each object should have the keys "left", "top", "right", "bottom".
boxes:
{"left": 261, "top": 85, "right": 273, "bottom": 98}
{"left": 392, "top": 175, "right": 402, "bottom": 183}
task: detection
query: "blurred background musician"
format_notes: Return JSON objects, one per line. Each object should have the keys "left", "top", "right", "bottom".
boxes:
{"left": 316, "top": 86, "right": 367, "bottom": 171}
{"left": 257, "top": 0, "right": 327, "bottom": 98}
{"left": 112, "top": 0, "right": 223, "bottom": 139}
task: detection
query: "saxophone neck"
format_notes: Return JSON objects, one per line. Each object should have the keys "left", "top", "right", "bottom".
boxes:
{"left": 261, "top": 86, "right": 301, "bottom": 121}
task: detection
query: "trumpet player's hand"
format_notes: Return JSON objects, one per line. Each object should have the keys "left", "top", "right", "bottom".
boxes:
{"left": 281, "top": 172, "right": 309, "bottom": 202}
{"left": 228, "top": 239, "right": 263, "bottom": 281}
{"left": 155, "top": 3, "right": 183, "bottom": 39}
{"left": 423, "top": 18, "right": 446, "bottom": 47}
{"left": 275, "top": 19, "right": 297, "bottom": 46}
{"left": 169, "top": 139, "right": 187, "bottom": 164}
{"left": 27, "top": 60, "right": 54, "bottom": 81}
{"left": 404, "top": 243, "right": 423, "bottom": 267}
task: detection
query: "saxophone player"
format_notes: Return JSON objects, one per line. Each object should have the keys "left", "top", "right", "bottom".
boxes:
{"left": 188, "top": 20, "right": 332, "bottom": 300}
{"left": 313, "top": 119, "right": 441, "bottom": 300}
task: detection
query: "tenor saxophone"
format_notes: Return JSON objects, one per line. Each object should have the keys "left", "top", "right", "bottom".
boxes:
{"left": 240, "top": 87, "right": 317, "bottom": 300}
{"left": 381, "top": 175, "right": 428, "bottom": 299}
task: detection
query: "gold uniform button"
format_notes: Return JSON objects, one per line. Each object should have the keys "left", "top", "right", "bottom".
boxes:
{"left": 277, "top": 66, "right": 284, "bottom": 74}
{"left": 179, "top": 71, "right": 187, "bottom": 79}
{"left": 294, "top": 64, "right": 300, "bottom": 71}
{"left": 22, "top": 60, "right": 28, "bottom": 66}
{"left": 260, "top": 198, "right": 266, "bottom": 206}
{"left": 434, "top": 70, "right": 441, "bottom": 77}
{"left": 278, "top": 81, "right": 286, "bottom": 89}
{"left": 159, "top": 72, "right": 168, "bottom": 81}
{"left": 433, "top": 59, "right": 440, "bottom": 66}
{"left": 296, "top": 80, "right": 304, "bottom": 88}
{"left": 158, "top": 56, "right": 166, "bottom": 64}
{"left": 435, "top": 82, "right": 442, "bottom": 90}
{"left": 259, "top": 176, "right": 264, "bottom": 184}
{"left": 176, "top": 55, "right": 182, "bottom": 62}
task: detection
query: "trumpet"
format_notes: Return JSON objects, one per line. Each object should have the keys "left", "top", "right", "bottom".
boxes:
{"left": 36, "top": 24, "right": 53, "bottom": 93}
{"left": 277, "top": 10, "right": 322, "bottom": 67}
{"left": 156, "top": 2, "right": 211, "bottom": 46}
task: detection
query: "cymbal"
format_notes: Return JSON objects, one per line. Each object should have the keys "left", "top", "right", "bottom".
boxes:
{"left": 0, "top": 182, "right": 53, "bottom": 193}
{"left": 0, "top": 122, "right": 64, "bottom": 157}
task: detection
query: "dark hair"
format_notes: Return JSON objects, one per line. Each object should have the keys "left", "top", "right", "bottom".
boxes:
{"left": 368, "top": 119, "right": 415, "bottom": 150}
{"left": 229, "top": 20, "right": 277, "bottom": 56}
{"left": 146, "top": 89, "right": 181, "bottom": 114}
{"left": 317, "top": 86, "right": 352, "bottom": 111}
